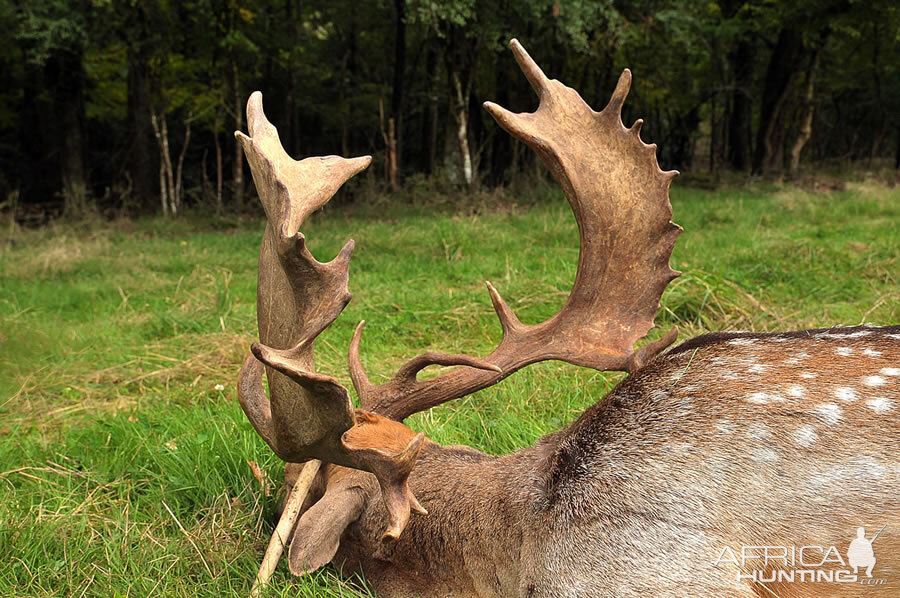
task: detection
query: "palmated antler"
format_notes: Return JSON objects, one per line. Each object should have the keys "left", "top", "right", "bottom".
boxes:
{"left": 352, "top": 39, "right": 682, "bottom": 421}
{"left": 235, "top": 93, "right": 426, "bottom": 547}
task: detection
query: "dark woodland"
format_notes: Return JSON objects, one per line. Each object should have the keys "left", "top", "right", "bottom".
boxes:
{"left": 1, "top": 0, "right": 897, "bottom": 219}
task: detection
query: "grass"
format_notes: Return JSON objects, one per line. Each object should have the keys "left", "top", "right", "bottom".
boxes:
{"left": 0, "top": 181, "right": 897, "bottom": 596}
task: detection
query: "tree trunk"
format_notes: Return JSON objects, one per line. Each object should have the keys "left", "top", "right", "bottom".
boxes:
{"left": 894, "top": 126, "right": 900, "bottom": 170}
{"left": 339, "top": 52, "right": 349, "bottom": 157}
{"left": 753, "top": 28, "right": 804, "bottom": 175}
{"left": 379, "top": 98, "right": 397, "bottom": 189}
{"left": 40, "top": 49, "right": 89, "bottom": 215}
{"left": 420, "top": 45, "right": 439, "bottom": 175}
{"left": 283, "top": 0, "right": 303, "bottom": 158}
{"left": 452, "top": 72, "right": 473, "bottom": 188}
{"left": 162, "top": 118, "right": 175, "bottom": 213}
{"left": 158, "top": 154, "right": 168, "bottom": 216}
{"left": 215, "top": 130, "right": 223, "bottom": 212}
{"left": 709, "top": 91, "right": 718, "bottom": 175}
{"left": 150, "top": 110, "right": 176, "bottom": 215}
{"left": 152, "top": 113, "right": 167, "bottom": 216}
{"left": 391, "top": 0, "right": 406, "bottom": 178}
{"left": 488, "top": 54, "right": 512, "bottom": 185}
{"left": 667, "top": 107, "right": 699, "bottom": 171}
{"left": 346, "top": 12, "right": 359, "bottom": 158}
{"left": 789, "top": 54, "right": 819, "bottom": 175}
{"left": 202, "top": 148, "right": 211, "bottom": 202}
{"left": 388, "top": 118, "right": 398, "bottom": 189}
{"left": 727, "top": 38, "right": 755, "bottom": 171}
{"left": 57, "top": 52, "right": 88, "bottom": 214}
{"left": 19, "top": 66, "right": 55, "bottom": 205}
{"left": 175, "top": 117, "right": 192, "bottom": 208}
{"left": 127, "top": 46, "right": 154, "bottom": 210}
{"left": 868, "top": 24, "right": 886, "bottom": 164}
{"left": 391, "top": 0, "right": 406, "bottom": 179}
{"left": 233, "top": 62, "right": 245, "bottom": 206}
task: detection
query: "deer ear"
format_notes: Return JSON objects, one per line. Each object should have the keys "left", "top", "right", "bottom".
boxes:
{"left": 287, "top": 484, "right": 366, "bottom": 575}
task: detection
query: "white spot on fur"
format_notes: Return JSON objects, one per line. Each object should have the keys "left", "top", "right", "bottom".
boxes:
{"left": 834, "top": 387, "right": 858, "bottom": 402}
{"left": 814, "top": 403, "right": 842, "bottom": 425}
{"left": 843, "top": 330, "right": 872, "bottom": 338}
{"left": 751, "top": 447, "right": 779, "bottom": 463}
{"left": 886, "top": 334, "right": 900, "bottom": 340}
{"left": 748, "top": 364, "right": 768, "bottom": 374}
{"left": 716, "top": 420, "right": 735, "bottom": 435}
{"left": 670, "top": 442, "right": 695, "bottom": 456}
{"left": 863, "top": 349, "right": 882, "bottom": 357}
{"left": 880, "top": 368, "right": 899, "bottom": 376}
{"left": 746, "top": 392, "right": 784, "bottom": 405}
{"left": 748, "top": 424, "right": 771, "bottom": 441}
{"left": 795, "top": 425, "right": 818, "bottom": 448}
{"left": 649, "top": 389, "right": 669, "bottom": 403}
{"left": 800, "top": 372, "right": 818, "bottom": 379}
{"left": 866, "top": 397, "right": 895, "bottom": 413}
{"left": 835, "top": 347, "right": 853, "bottom": 356}
{"left": 810, "top": 457, "right": 886, "bottom": 487}
{"left": 867, "top": 460, "right": 887, "bottom": 479}
{"left": 672, "top": 396, "right": 694, "bottom": 418}
{"left": 728, "top": 337, "right": 757, "bottom": 346}
{"left": 746, "top": 392, "right": 767, "bottom": 404}
{"left": 784, "top": 357, "right": 801, "bottom": 365}
{"left": 864, "top": 376, "right": 886, "bottom": 387}
{"left": 787, "top": 385, "right": 806, "bottom": 398}
{"left": 820, "top": 330, "right": 873, "bottom": 339}
{"left": 849, "top": 456, "right": 886, "bottom": 479}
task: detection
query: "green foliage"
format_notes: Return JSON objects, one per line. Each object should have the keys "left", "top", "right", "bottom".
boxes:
{"left": 15, "top": 0, "right": 89, "bottom": 65}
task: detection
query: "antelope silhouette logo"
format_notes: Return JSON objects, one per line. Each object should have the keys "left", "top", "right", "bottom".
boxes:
{"left": 847, "top": 525, "right": 885, "bottom": 578}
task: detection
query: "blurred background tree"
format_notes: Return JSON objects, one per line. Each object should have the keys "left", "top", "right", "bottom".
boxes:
{"left": 0, "top": 0, "right": 897, "bottom": 217}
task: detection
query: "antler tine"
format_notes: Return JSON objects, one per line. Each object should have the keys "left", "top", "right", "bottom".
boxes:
{"left": 604, "top": 68, "right": 632, "bottom": 118}
{"left": 509, "top": 38, "right": 550, "bottom": 97}
{"left": 353, "top": 40, "right": 681, "bottom": 423}
{"left": 485, "top": 280, "right": 524, "bottom": 335}
{"left": 349, "top": 321, "right": 376, "bottom": 406}
{"left": 350, "top": 320, "right": 501, "bottom": 412}
{"left": 394, "top": 353, "right": 501, "bottom": 384}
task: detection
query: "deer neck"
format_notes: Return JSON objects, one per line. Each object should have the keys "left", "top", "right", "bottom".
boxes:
{"left": 338, "top": 436, "right": 561, "bottom": 597}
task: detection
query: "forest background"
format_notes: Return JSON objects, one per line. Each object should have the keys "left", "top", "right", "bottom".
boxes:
{"left": 2, "top": 0, "right": 898, "bottom": 221}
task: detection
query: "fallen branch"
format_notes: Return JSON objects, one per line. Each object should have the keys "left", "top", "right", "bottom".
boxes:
{"left": 250, "top": 459, "right": 321, "bottom": 597}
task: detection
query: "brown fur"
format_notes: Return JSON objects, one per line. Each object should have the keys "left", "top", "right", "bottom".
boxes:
{"left": 291, "top": 326, "right": 899, "bottom": 597}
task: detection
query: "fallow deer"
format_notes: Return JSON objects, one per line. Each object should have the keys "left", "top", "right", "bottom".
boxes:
{"left": 236, "top": 40, "right": 899, "bottom": 597}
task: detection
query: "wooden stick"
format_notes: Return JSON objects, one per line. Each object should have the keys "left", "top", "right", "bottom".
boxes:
{"left": 250, "top": 459, "right": 322, "bottom": 597}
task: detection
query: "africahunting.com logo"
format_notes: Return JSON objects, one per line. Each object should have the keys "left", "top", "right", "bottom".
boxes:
{"left": 712, "top": 526, "right": 887, "bottom": 586}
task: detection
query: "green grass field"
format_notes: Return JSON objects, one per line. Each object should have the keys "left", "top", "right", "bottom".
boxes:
{"left": 1, "top": 182, "right": 897, "bottom": 596}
